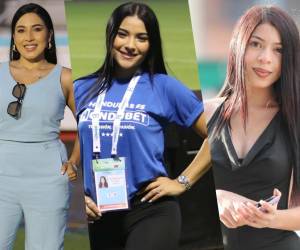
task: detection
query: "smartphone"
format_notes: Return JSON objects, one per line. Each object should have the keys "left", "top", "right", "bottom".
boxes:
{"left": 256, "top": 195, "right": 280, "bottom": 210}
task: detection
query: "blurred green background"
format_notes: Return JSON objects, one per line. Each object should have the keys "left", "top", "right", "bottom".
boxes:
{"left": 14, "top": 229, "right": 89, "bottom": 250}
{"left": 66, "top": 0, "right": 200, "bottom": 89}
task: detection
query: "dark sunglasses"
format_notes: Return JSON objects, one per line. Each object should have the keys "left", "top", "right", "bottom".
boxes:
{"left": 7, "top": 82, "right": 26, "bottom": 119}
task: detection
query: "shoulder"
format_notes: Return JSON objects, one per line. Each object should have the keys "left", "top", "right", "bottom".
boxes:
{"left": 74, "top": 75, "right": 97, "bottom": 98}
{"left": 153, "top": 73, "right": 181, "bottom": 85}
{"left": 74, "top": 75, "right": 96, "bottom": 89}
{"left": 151, "top": 74, "right": 189, "bottom": 93}
{"left": 204, "top": 97, "right": 225, "bottom": 123}
{"left": 60, "top": 67, "right": 72, "bottom": 85}
{"left": 59, "top": 66, "right": 73, "bottom": 94}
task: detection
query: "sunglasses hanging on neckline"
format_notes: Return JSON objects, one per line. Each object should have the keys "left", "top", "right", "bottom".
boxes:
{"left": 7, "top": 82, "right": 27, "bottom": 119}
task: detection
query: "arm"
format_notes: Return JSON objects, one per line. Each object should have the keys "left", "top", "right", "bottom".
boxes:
{"left": 60, "top": 67, "right": 80, "bottom": 181}
{"left": 141, "top": 97, "right": 228, "bottom": 202}
{"left": 180, "top": 113, "right": 210, "bottom": 185}
{"left": 141, "top": 113, "right": 212, "bottom": 202}
{"left": 272, "top": 207, "right": 300, "bottom": 230}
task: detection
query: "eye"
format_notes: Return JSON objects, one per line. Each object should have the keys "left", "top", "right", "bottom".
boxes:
{"left": 275, "top": 47, "right": 283, "bottom": 54}
{"left": 248, "top": 40, "right": 261, "bottom": 48}
{"left": 136, "top": 35, "right": 149, "bottom": 42}
{"left": 117, "top": 30, "right": 127, "bottom": 38}
{"left": 33, "top": 26, "right": 43, "bottom": 32}
{"left": 16, "top": 28, "right": 25, "bottom": 33}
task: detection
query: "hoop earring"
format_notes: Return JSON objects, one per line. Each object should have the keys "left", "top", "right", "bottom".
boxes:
{"left": 48, "top": 41, "right": 52, "bottom": 50}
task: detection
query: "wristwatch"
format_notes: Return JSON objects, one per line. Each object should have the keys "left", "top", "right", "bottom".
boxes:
{"left": 177, "top": 175, "right": 191, "bottom": 191}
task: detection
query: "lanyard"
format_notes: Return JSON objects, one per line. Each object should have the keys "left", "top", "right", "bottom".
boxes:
{"left": 91, "top": 75, "right": 141, "bottom": 157}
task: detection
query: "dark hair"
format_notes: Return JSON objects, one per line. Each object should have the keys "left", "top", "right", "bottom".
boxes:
{"left": 10, "top": 3, "right": 57, "bottom": 64}
{"left": 216, "top": 5, "right": 300, "bottom": 186}
{"left": 78, "top": 2, "right": 167, "bottom": 109}
{"left": 99, "top": 176, "right": 108, "bottom": 188}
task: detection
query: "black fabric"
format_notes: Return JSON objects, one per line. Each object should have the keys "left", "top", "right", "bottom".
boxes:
{"left": 88, "top": 196, "right": 181, "bottom": 250}
{"left": 163, "top": 123, "right": 223, "bottom": 249}
{"left": 208, "top": 103, "right": 300, "bottom": 250}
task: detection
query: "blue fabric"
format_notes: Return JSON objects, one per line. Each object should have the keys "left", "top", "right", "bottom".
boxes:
{"left": 75, "top": 73, "right": 203, "bottom": 201}
{"left": 0, "top": 140, "right": 69, "bottom": 250}
{"left": 0, "top": 62, "right": 65, "bottom": 142}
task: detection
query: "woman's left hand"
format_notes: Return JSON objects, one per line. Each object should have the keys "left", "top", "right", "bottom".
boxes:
{"left": 141, "top": 177, "right": 186, "bottom": 203}
{"left": 61, "top": 161, "right": 77, "bottom": 181}
{"left": 243, "top": 189, "right": 281, "bottom": 228}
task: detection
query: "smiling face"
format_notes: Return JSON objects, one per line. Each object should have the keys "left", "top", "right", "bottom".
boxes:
{"left": 244, "top": 22, "right": 282, "bottom": 90}
{"left": 112, "top": 15, "right": 150, "bottom": 78}
{"left": 13, "top": 12, "right": 51, "bottom": 62}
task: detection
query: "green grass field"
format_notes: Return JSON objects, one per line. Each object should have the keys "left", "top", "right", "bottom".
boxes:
{"left": 13, "top": 229, "right": 89, "bottom": 250}
{"left": 65, "top": 0, "right": 200, "bottom": 89}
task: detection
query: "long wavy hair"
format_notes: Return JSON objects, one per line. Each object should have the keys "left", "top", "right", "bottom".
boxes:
{"left": 214, "top": 5, "right": 300, "bottom": 187}
{"left": 10, "top": 3, "right": 57, "bottom": 64}
{"left": 77, "top": 2, "right": 167, "bottom": 110}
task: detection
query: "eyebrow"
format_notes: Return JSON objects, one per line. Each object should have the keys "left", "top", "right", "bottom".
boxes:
{"left": 118, "top": 27, "right": 148, "bottom": 36}
{"left": 16, "top": 24, "right": 44, "bottom": 28}
{"left": 251, "top": 35, "right": 282, "bottom": 45}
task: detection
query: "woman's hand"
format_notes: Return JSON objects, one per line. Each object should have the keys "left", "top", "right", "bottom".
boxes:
{"left": 243, "top": 189, "right": 281, "bottom": 229}
{"left": 85, "top": 195, "right": 102, "bottom": 222}
{"left": 141, "top": 177, "right": 186, "bottom": 203}
{"left": 216, "top": 189, "right": 256, "bottom": 228}
{"left": 60, "top": 161, "right": 77, "bottom": 181}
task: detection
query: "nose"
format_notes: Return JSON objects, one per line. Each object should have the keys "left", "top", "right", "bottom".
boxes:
{"left": 124, "top": 36, "right": 136, "bottom": 53}
{"left": 25, "top": 30, "right": 34, "bottom": 41}
{"left": 258, "top": 48, "right": 272, "bottom": 64}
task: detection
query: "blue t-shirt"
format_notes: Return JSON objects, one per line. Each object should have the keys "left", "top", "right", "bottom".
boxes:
{"left": 74, "top": 72, "right": 203, "bottom": 201}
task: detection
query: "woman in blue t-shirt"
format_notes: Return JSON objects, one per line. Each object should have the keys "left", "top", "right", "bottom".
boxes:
{"left": 74, "top": 2, "right": 210, "bottom": 250}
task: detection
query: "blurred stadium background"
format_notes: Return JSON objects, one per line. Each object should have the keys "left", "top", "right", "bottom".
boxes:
{"left": 189, "top": 0, "right": 300, "bottom": 98}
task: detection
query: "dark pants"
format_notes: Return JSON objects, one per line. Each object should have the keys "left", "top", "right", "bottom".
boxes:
{"left": 88, "top": 196, "right": 181, "bottom": 250}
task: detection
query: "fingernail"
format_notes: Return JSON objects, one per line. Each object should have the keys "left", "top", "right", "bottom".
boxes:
{"left": 141, "top": 198, "right": 145, "bottom": 202}
{"left": 148, "top": 199, "right": 152, "bottom": 203}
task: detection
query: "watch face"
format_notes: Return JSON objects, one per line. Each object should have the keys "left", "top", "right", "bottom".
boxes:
{"left": 178, "top": 175, "right": 187, "bottom": 184}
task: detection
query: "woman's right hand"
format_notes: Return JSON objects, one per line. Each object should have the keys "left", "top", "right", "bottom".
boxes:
{"left": 216, "top": 189, "right": 256, "bottom": 228}
{"left": 85, "top": 195, "right": 102, "bottom": 221}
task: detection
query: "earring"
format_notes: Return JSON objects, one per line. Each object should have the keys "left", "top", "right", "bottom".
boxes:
{"left": 13, "top": 44, "right": 17, "bottom": 52}
{"left": 48, "top": 41, "right": 52, "bottom": 50}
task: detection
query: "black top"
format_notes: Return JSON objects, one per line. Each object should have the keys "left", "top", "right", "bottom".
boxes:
{"left": 208, "top": 103, "right": 300, "bottom": 250}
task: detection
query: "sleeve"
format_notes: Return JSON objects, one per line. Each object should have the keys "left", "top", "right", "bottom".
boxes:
{"left": 73, "top": 79, "right": 81, "bottom": 117}
{"left": 157, "top": 75, "right": 204, "bottom": 127}
{"left": 73, "top": 78, "right": 93, "bottom": 118}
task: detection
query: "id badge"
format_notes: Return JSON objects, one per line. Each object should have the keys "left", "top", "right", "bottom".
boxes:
{"left": 92, "top": 157, "right": 129, "bottom": 212}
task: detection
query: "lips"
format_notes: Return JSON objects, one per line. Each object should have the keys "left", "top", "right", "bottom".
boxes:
{"left": 24, "top": 44, "right": 38, "bottom": 52}
{"left": 253, "top": 67, "right": 272, "bottom": 78}
{"left": 119, "top": 50, "right": 137, "bottom": 60}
